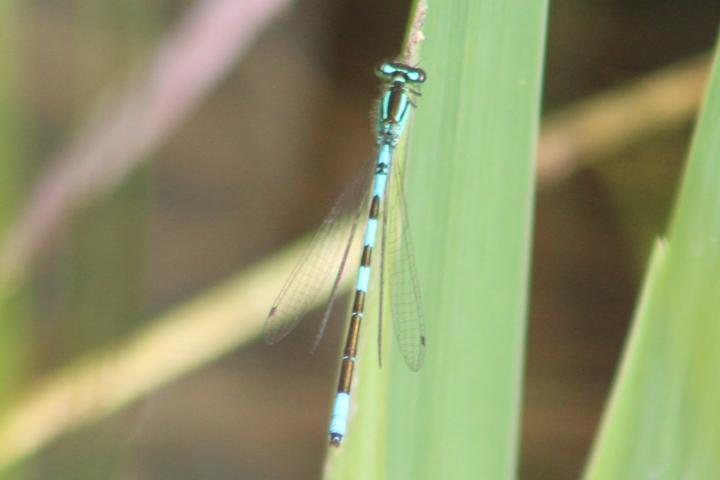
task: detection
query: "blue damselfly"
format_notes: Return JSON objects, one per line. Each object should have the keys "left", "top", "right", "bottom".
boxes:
{"left": 266, "top": 61, "right": 427, "bottom": 447}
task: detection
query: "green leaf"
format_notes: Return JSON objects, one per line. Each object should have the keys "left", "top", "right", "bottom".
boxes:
{"left": 327, "top": 0, "right": 548, "bottom": 478}
{"left": 584, "top": 32, "right": 720, "bottom": 479}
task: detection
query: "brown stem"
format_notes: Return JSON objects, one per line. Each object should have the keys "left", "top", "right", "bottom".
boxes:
{"left": 538, "top": 54, "right": 710, "bottom": 185}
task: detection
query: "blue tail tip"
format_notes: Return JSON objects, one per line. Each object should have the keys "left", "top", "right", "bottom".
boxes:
{"left": 329, "top": 433, "right": 343, "bottom": 447}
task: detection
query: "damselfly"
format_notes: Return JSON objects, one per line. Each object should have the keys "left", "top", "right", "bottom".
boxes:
{"left": 266, "top": 61, "right": 427, "bottom": 447}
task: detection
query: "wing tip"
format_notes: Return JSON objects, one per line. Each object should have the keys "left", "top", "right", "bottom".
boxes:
{"left": 264, "top": 308, "right": 283, "bottom": 345}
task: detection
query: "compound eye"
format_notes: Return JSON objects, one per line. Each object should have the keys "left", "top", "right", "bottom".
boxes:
{"left": 407, "top": 68, "right": 426, "bottom": 83}
{"left": 377, "top": 62, "right": 396, "bottom": 77}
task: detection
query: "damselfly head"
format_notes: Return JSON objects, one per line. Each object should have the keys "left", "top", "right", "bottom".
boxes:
{"left": 376, "top": 61, "right": 426, "bottom": 85}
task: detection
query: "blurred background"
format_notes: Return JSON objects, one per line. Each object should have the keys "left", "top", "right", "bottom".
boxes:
{"left": 1, "top": 0, "right": 719, "bottom": 478}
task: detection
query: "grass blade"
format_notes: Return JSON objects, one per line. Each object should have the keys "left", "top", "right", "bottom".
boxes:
{"left": 389, "top": 1, "right": 548, "bottom": 478}
{"left": 328, "top": 0, "right": 548, "bottom": 478}
{"left": 585, "top": 32, "right": 720, "bottom": 479}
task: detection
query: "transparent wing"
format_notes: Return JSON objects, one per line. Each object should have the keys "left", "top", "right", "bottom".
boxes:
{"left": 265, "top": 169, "right": 372, "bottom": 346}
{"left": 378, "top": 192, "right": 388, "bottom": 368}
{"left": 382, "top": 157, "right": 426, "bottom": 371}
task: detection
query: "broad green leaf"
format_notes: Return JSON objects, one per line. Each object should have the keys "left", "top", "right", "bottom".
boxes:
{"left": 585, "top": 32, "right": 720, "bottom": 480}
{"left": 328, "top": 0, "right": 548, "bottom": 478}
